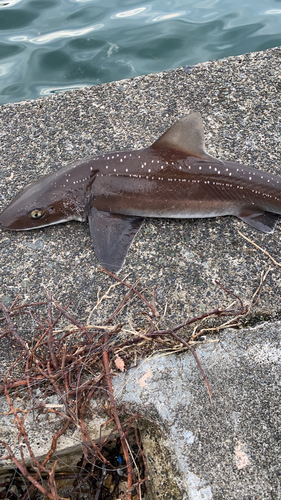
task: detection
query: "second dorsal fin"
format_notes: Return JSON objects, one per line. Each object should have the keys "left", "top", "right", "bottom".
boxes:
{"left": 152, "top": 111, "right": 220, "bottom": 162}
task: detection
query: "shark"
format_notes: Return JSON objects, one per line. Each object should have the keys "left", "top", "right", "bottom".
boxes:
{"left": 0, "top": 111, "right": 280, "bottom": 272}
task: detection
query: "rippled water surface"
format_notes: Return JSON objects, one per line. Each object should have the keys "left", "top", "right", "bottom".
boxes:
{"left": 0, "top": 0, "right": 281, "bottom": 104}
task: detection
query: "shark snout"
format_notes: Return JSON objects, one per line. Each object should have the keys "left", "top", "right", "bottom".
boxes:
{"left": 0, "top": 213, "right": 5, "bottom": 228}
{"left": 0, "top": 207, "right": 19, "bottom": 230}
{"left": 0, "top": 216, "right": 8, "bottom": 229}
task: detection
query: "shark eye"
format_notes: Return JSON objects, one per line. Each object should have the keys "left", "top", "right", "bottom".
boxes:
{"left": 29, "top": 209, "right": 44, "bottom": 219}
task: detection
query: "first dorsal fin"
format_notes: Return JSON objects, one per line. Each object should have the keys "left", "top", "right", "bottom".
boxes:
{"left": 151, "top": 111, "right": 221, "bottom": 162}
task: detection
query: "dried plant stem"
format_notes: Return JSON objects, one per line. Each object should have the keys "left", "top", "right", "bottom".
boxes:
{"left": 238, "top": 230, "right": 281, "bottom": 267}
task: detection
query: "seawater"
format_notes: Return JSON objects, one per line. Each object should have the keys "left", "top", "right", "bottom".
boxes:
{"left": 0, "top": 0, "right": 280, "bottom": 105}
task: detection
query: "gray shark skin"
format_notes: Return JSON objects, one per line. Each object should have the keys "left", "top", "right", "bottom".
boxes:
{"left": 0, "top": 111, "right": 281, "bottom": 272}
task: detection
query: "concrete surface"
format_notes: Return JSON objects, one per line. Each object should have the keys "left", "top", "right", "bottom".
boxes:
{"left": 0, "top": 46, "right": 281, "bottom": 498}
{"left": 1, "top": 47, "right": 281, "bottom": 343}
{"left": 114, "top": 321, "right": 281, "bottom": 499}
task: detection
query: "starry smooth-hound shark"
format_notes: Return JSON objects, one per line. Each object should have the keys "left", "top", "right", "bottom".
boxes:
{"left": 0, "top": 111, "right": 280, "bottom": 272}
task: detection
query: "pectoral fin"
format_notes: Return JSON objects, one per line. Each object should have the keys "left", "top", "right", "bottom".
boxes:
{"left": 238, "top": 210, "right": 279, "bottom": 233}
{"left": 88, "top": 207, "right": 144, "bottom": 272}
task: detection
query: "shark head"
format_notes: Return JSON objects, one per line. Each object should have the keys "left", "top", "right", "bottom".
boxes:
{"left": 0, "top": 171, "right": 88, "bottom": 231}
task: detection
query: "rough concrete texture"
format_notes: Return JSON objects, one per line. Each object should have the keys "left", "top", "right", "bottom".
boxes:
{"left": 114, "top": 321, "right": 281, "bottom": 499}
{"left": 0, "top": 46, "right": 281, "bottom": 498}
{"left": 1, "top": 47, "right": 281, "bottom": 332}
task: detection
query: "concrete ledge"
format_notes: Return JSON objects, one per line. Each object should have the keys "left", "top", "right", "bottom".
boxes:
{"left": 1, "top": 47, "right": 281, "bottom": 332}
{"left": 114, "top": 321, "right": 281, "bottom": 499}
{"left": 0, "top": 47, "right": 281, "bottom": 498}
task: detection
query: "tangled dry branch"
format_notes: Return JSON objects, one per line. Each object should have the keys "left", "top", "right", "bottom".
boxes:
{"left": 0, "top": 269, "right": 268, "bottom": 499}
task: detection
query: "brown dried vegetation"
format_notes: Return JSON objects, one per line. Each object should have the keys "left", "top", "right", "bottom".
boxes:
{"left": 0, "top": 268, "right": 268, "bottom": 499}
